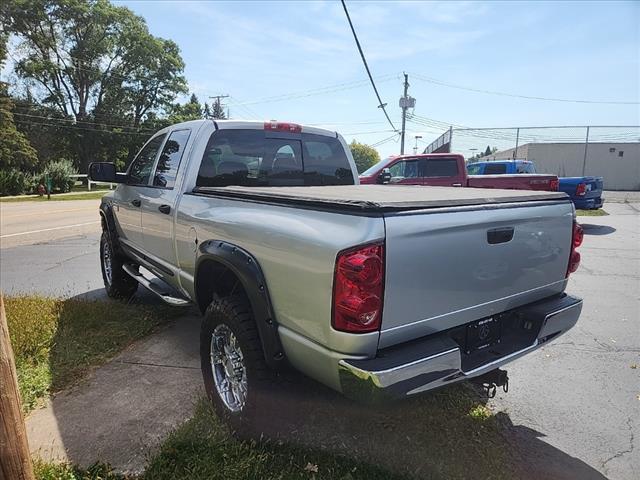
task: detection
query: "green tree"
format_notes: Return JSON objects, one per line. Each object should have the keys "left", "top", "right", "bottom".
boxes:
{"left": 211, "top": 98, "right": 227, "bottom": 119}
{"left": 0, "top": 30, "right": 38, "bottom": 171}
{"left": 4, "top": 0, "right": 187, "bottom": 171}
{"left": 349, "top": 140, "right": 380, "bottom": 174}
{"left": 168, "top": 93, "right": 203, "bottom": 123}
{"left": 203, "top": 102, "right": 212, "bottom": 119}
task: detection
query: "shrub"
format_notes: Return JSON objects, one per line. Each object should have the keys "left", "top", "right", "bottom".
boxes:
{"left": 44, "top": 159, "right": 77, "bottom": 193}
{"left": 0, "top": 168, "right": 29, "bottom": 196}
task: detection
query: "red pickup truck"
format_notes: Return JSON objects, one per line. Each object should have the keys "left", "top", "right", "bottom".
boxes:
{"left": 359, "top": 154, "right": 559, "bottom": 191}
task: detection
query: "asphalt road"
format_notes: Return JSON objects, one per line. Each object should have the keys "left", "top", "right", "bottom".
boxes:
{"left": 0, "top": 199, "right": 101, "bottom": 249}
{"left": 1, "top": 199, "right": 638, "bottom": 478}
{"left": 490, "top": 202, "right": 639, "bottom": 480}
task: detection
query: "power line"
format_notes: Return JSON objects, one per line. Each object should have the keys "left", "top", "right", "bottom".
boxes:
{"left": 410, "top": 72, "right": 639, "bottom": 105}
{"left": 14, "top": 118, "right": 151, "bottom": 136}
{"left": 228, "top": 96, "right": 262, "bottom": 119}
{"left": 340, "top": 0, "right": 398, "bottom": 132}
{"left": 12, "top": 112, "right": 156, "bottom": 133}
{"left": 232, "top": 75, "right": 396, "bottom": 107}
{"left": 307, "top": 120, "right": 389, "bottom": 127}
{"left": 341, "top": 129, "right": 397, "bottom": 135}
{"left": 370, "top": 133, "right": 400, "bottom": 148}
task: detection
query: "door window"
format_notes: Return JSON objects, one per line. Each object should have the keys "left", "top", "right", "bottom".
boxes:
{"left": 153, "top": 129, "right": 191, "bottom": 188}
{"left": 388, "top": 160, "right": 419, "bottom": 180}
{"left": 128, "top": 134, "right": 166, "bottom": 186}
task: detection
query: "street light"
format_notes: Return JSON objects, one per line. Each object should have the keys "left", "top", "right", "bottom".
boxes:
{"left": 468, "top": 148, "right": 478, "bottom": 163}
{"left": 413, "top": 135, "right": 422, "bottom": 154}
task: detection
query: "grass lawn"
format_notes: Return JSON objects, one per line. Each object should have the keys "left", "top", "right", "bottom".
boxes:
{"left": 0, "top": 191, "right": 108, "bottom": 203}
{"left": 576, "top": 208, "right": 608, "bottom": 216}
{"left": 5, "top": 295, "right": 176, "bottom": 413}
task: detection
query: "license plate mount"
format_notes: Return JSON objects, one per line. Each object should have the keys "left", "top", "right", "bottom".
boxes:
{"left": 465, "top": 317, "right": 501, "bottom": 354}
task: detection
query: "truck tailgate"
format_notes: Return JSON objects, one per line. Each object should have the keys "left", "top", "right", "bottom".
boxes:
{"left": 380, "top": 201, "right": 574, "bottom": 348}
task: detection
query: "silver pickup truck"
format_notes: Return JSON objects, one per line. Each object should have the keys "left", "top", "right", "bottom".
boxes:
{"left": 90, "top": 119, "right": 584, "bottom": 429}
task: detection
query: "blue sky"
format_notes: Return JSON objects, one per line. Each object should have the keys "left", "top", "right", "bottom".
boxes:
{"left": 22, "top": 1, "right": 640, "bottom": 157}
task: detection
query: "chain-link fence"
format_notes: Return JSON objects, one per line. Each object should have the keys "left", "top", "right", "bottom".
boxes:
{"left": 424, "top": 125, "right": 640, "bottom": 190}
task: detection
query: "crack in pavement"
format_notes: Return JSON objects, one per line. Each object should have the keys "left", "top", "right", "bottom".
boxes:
{"left": 44, "top": 249, "right": 95, "bottom": 271}
{"left": 602, "top": 416, "right": 635, "bottom": 473}
{"left": 545, "top": 341, "right": 640, "bottom": 354}
{"left": 114, "top": 359, "right": 199, "bottom": 370}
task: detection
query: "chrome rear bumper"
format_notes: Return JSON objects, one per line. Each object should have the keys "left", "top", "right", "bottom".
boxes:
{"left": 339, "top": 294, "right": 582, "bottom": 403}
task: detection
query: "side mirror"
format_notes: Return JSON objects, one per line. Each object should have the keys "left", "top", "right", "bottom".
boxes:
{"left": 377, "top": 168, "right": 392, "bottom": 184}
{"left": 88, "top": 162, "right": 125, "bottom": 183}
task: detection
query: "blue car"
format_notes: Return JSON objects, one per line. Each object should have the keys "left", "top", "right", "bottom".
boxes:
{"left": 467, "top": 160, "right": 604, "bottom": 209}
{"left": 558, "top": 176, "right": 604, "bottom": 210}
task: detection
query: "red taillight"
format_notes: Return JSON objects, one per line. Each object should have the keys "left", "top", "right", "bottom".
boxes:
{"left": 567, "top": 251, "right": 581, "bottom": 274}
{"left": 332, "top": 243, "right": 384, "bottom": 333}
{"left": 573, "top": 222, "right": 584, "bottom": 248}
{"left": 566, "top": 221, "right": 583, "bottom": 277}
{"left": 575, "top": 183, "right": 587, "bottom": 196}
{"left": 264, "top": 121, "right": 302, "bottom": 133}
{"left": 550, "top": 178, "right": 559, "bottom": 191}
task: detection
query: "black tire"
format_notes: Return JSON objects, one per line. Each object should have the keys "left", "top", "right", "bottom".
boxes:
{"left": 100, "top": 230, "right": 138, "bottom": 299}
{"left": 200, "top": 295, "right": 275, "bottom": 435}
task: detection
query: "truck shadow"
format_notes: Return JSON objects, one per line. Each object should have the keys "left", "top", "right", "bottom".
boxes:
{"left": 581, "top": 224, "right": 616, "bottom": 236}
{"left": 36, "top": 297, "right": 607, "bottom": 479}
{"left": 250, "top": 373, "right": 608, "bottom": 480}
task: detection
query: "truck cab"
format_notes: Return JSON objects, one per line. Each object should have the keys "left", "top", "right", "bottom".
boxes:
{"left": 360, "top": 154, "right": 465, "bottom": 187}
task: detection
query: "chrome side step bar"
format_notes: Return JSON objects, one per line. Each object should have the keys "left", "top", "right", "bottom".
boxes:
{"left": 122, "top": 264, "right": 191, "bottom": 307}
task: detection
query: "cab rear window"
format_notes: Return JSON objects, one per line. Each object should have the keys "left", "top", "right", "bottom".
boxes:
{"left": 196, "top": 130, "right": 354, "bottom": 187}
{"left": 484, "top": 163, "right": 507, "bottom": 174}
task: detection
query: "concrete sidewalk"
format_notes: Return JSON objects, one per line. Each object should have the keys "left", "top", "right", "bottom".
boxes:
{"left": 26, "top": 315, "right": 202, "bottom": 473}
{"left": 604, "top": 190, "right": 640, "bottom": 203}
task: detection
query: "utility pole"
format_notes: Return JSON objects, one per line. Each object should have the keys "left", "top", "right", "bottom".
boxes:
{"left": 209, "top": 95, "right": 229, "bottom": 119}
{"left": 581, "top": 126, "right": 590, "bottom": 176}
{"left": 0, "top": 295, "right": 35, "bottom": 480}
{"left": 399, "top": 73, "right": 415, "bottom": 155}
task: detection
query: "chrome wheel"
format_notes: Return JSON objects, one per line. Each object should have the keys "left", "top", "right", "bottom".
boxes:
{"left": 102, "top": 238, "right": 113, "bottom": 286}
{"left": 210, "top": 324, "right": 248, "bottom": 412}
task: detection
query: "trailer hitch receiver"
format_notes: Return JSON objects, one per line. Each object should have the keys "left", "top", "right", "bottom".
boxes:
{"left": 472, "top": 368, "right": 509, "bottom": 398}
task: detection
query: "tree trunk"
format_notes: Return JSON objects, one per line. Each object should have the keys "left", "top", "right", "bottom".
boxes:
{"left": 0, "top": 295, "right": 35, "bottom": 480}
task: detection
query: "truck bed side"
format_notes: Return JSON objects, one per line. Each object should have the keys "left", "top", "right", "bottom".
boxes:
{"left": 468, "top": 173, "right": 559, "bottom": 191}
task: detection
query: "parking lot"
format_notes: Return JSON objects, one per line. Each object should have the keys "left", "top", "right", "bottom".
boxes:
{"left": 0, "top": 198, "right": 638, "bottom": 479}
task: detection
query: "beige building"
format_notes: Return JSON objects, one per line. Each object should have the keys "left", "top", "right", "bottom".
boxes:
{"left": 480, "top": 142, "right": 640, "bottom": 191}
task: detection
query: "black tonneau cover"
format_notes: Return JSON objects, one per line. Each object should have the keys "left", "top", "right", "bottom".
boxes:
{"left": 192, "top": 185, "right": 568, "bottom": 213}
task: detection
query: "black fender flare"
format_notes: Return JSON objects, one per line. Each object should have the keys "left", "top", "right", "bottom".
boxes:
{"left": 195, "top": 240, "right": 285, "bottom": 370}
{"left": 99, "top": 200, "right": 125, "bottom": 255}
{"left": 99, "top": 201, "right": 115, "bottom": 236}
